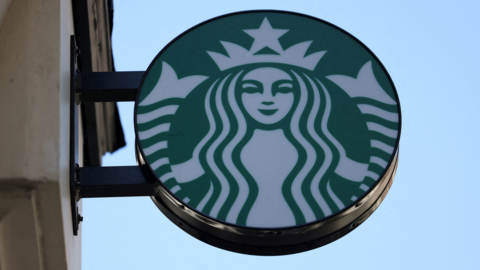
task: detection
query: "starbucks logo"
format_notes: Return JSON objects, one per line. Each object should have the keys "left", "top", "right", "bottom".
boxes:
{"left": 135, "top": 13, "right": 400, "bottom": 229}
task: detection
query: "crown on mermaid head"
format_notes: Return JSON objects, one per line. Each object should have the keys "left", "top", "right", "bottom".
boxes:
{"left": 207, "top": 17, "right": 326, "bottom": 71}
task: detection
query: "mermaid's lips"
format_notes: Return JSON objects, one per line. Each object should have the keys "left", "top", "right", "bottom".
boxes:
{"left": 258, "top": 109, "right": 278, "bottom": 116}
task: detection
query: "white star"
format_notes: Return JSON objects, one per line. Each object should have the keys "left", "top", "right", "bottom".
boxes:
{"left": 243, "top": 17, "right": 289, "bottom": 54}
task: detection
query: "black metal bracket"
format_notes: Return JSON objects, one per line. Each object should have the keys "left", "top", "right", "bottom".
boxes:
{"left": 70, "top": 36, "right": 81, "bottom": 235}
{"left": 79, "top": 71, "right": 144, "bottom": 102}
{"left": 69, "top": 35, "right": 153, "bottom": 235}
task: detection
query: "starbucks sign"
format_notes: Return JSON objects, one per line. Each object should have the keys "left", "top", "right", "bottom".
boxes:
{"left": 135, "top": 10, "right": 401, "bottom": 255}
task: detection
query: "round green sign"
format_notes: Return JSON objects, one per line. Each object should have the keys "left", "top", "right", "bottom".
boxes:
{"left": 135, "top": 10, "right": 400, "bottom": 255}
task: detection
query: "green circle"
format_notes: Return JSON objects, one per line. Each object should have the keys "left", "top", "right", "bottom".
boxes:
{"left": 135, "top": 11, "right": 400, "bottom": 229}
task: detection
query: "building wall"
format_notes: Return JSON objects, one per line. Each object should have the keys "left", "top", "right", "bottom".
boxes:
{"left": 0, "top": 0, "right": 81, "bottom": 269}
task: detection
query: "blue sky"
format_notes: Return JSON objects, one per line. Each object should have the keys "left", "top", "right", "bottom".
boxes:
{"left": 82, "top": 1, "right": 480, "bottom": 269}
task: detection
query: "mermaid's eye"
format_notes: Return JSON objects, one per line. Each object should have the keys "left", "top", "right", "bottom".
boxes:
{"left": 242, "top": 83, "right": 257, "bottom": 89}
{"left": 278, "top": 83, "right": 293, "bottom": 88}
{"left": 242, "top": 82, "right": 261, "bottom": 93}
{"left": 273, "top": 81, "right": 294, "bottom": 95}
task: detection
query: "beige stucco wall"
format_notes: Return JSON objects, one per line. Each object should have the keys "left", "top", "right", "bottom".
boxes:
{"left": 0, "top": 0, "right": 81, "bottom": 269}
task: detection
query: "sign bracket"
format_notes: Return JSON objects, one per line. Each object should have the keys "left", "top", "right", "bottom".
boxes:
{"left": 69, "top": 35, "right": 152, "bottom": 235}
{"left": 70, "top": 8, "right": 402, "bottom": 254}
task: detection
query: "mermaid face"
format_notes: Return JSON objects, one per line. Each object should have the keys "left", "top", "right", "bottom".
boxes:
{"left": 241, "top": 67, "right": 295, "bottom": 125}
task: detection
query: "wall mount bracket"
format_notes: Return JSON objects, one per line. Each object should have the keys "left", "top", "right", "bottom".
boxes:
{"left": 69, "top": 35, "right": 153, "bottom": 235}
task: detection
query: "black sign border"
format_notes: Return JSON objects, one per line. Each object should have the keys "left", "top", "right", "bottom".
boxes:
{"left": 133, "top": 9, "right": 402, "bottom": 255}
